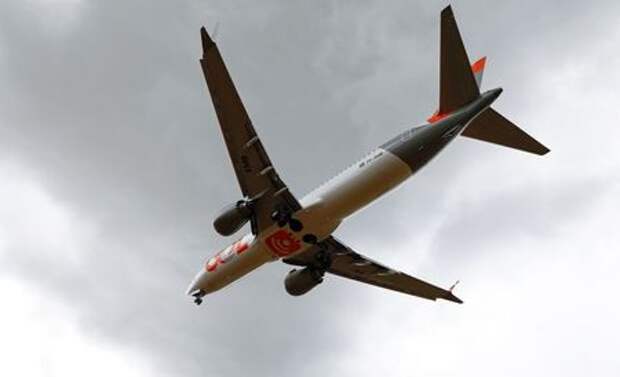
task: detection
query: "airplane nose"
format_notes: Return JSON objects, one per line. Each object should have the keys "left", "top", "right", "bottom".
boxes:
{"left": 185, "top": 281, "right": 198, "bottom": 296}
{"left": 185, "top": 270, "right": 205, "bottom": 296}
{"left": 186, "top": 268, "right": 209, "bottom": 305}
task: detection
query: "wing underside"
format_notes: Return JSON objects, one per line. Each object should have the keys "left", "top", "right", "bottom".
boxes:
{"left": 284, "top": 237, "right": 462, "bottom": 303}
{"left": 199, "top": 27, "right": 300, "bottom": 233}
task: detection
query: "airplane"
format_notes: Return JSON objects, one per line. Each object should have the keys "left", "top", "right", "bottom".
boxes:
{"left": 186, "top": 5, "right": 549, "bottom": 306}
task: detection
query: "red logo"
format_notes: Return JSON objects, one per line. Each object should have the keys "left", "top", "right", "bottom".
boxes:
{"left": 265, "top": 230, "right": 301, "bottom": 257}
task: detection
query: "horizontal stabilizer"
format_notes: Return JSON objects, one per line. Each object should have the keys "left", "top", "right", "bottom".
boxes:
{"left": 462, "top": 108, "right": 550, "bottom": 155}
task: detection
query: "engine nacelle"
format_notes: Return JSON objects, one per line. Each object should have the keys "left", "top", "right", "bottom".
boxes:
{"left": 284, "top": 267, "right": 324, "bottom": 296}
{"left": 213, "top": 200, "right": 253, "bottom": 236}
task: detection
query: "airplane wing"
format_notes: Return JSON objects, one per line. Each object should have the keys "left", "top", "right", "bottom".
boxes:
{"left": 283, "top": 236, "right": 463, "bottom": 303}
{"left": 199, "top": 27, "right": 301, "bottom": 233}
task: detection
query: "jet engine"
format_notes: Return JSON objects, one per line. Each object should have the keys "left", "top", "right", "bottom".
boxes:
{"left": 284, "top": 267, "right": 324, "bottom": 296}
{"left": 213, "top": 200, "right": 253, "bottom": 236}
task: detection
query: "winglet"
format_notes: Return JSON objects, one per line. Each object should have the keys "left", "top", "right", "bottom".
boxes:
{"left": 443, "top": 292, "right": 463, "bottom": 304}
{"left": 444, "top": 292, "right": 463, "bottom": 304}
{"left": 200, "top": 26, "right": 215, "bottom": 54}
{"left": 443, "top": 280, "right": 463, "bottom": 304}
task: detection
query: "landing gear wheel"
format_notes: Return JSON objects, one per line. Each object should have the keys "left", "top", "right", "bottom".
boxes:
{"left": 272, "top": 208, "right": 292, "bottom": 228}
{"left": 302, "top": 234, "right": 318, "bottom": 244}
{"left": 289, "top": 218, "right": 303, "bottom": 232}
{"left": 192, "top": 290, "right": 205, "bottom": 306}
{"left": 271, "top": 207, "right": 303, "bottom": 231}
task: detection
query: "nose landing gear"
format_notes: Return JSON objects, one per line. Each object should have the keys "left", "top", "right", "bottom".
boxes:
{"left": 192, "top": 290, "right": 205, "bottom": 306}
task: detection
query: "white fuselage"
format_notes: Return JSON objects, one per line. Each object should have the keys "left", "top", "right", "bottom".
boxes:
{"left": 186, "top": 147, "right": 415, "bottom": 296}
{"left": 186, "top": 86, "right": 503, "bottom": 298}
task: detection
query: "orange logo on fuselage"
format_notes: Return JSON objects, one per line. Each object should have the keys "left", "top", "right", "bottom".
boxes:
{"left": 265, "top": 229, "right": 301, "bottom": 257}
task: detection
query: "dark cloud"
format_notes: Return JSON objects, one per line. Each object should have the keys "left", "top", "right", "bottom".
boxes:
{"left": 1, "top": 0, "right": 620, "bottom": 376}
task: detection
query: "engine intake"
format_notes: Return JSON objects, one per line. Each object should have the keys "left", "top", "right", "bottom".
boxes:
{"left": 284, "top": 267, "right": 324, "bottom": 296}
{"left": 213, "top": 200, "right": 252, "bottom": 236}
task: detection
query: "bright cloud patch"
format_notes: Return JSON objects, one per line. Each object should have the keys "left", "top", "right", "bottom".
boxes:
{"left": 0, "top": 163, "right": 95, "bottom": 266}
{"left": 0, "top": 279, "right": 155, "bottom": 377}
{"left": 0, "top": 164, "right": 155, "bottom": 377}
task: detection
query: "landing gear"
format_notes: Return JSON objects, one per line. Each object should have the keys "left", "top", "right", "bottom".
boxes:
{"left": 271, "top": 207, "right": 303, "bottom": 232}
{"left": 272, "top": 208, "right": 290, "bottom": 227}
{"left": 302, "top": 234, "right": 318, "bottom": 244}
{"left": 192, "top": 290, "right": 205, "bottom": 306}
{"left": 289, "top": 218, "right": 303, "bottom": 232}
{"left": 271, "top": 205, "right": 288, "bottom": 222}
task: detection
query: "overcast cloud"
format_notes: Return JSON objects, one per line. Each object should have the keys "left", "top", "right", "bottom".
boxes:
{"left": 1, "top": 1, "right": 619, "bottom": 376}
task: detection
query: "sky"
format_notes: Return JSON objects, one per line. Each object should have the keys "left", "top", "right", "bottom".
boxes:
{"left": 1, "top": 0, "right": 619, "bottom": 376}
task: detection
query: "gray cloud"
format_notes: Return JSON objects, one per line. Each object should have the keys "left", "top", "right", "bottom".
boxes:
{"left": 1, "top": 0, "right": 620, "bottom": 376}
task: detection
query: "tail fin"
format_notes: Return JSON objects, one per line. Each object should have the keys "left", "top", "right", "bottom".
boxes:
{"left": 428, "top": 56, "right": 487, "bottom": 123}
{"left": 439, "top": 6, "right": 479, "bottom": 115}
{"left": 462, "top": 108, "right": 550, "bottom": 155}
{"left": 471, "top": 57, "right": 486, "bottom": 88}
{"left": 428, "top": 6, "right": 481, "bottom": 123}
{"left": 433, "top": 7, "right": 549, "bottom": 155}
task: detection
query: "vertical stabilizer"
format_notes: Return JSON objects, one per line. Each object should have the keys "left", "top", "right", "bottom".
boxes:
{"left": 438, "top": 6, "right": 480, "bottom": 115}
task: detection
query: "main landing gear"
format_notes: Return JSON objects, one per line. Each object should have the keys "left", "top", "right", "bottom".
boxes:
{"left": 271, "top": 207, "right": 303, "bottom": 232}
{"left": 302, "top": 234, "right": 318, "bottom": 244}
{"left": 288, "top": 218, "right": 303, "bottom": 232}
{"left": 271, "top": 205, "right": 319, "bottom": 246}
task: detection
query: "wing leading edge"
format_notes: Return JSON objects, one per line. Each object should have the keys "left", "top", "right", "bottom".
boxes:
{"left": 284, "top": 237, "right": 463, "bottom": 303}
{"left": 199, "top": 27, "right": 301, "bottom": 233}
